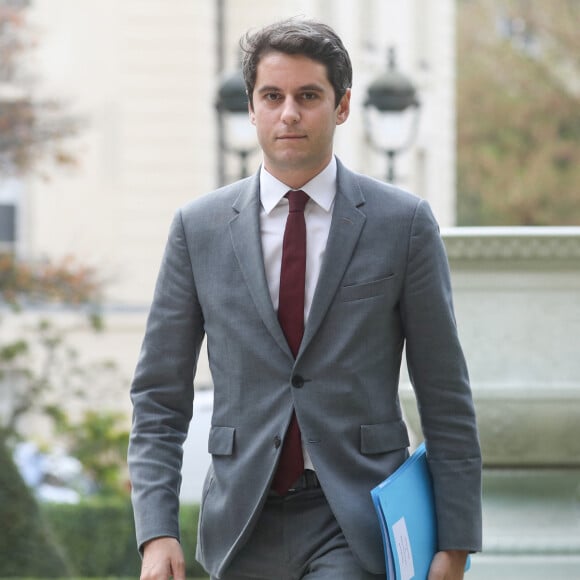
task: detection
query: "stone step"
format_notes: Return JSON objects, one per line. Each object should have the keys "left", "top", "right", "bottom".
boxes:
{"left": 468, "top": 554, "right": 580, "bottom": 579}
{"left": 481, "top": 469, "right": 580, "bottom": 555}
{"left": 466, "top": 469, "right": 580, "bottom": 579}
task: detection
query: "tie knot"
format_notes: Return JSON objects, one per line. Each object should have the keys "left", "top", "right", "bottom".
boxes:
{"left": 286, "top": 190, "right": 309, "bottom": 213}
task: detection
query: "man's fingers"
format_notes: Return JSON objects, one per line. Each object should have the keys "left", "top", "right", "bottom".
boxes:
{"left": 170, "top": 551, "right": 186, "bottom": 580}
{"left": 141, "top": 537, "right": 185, "bottom": 580}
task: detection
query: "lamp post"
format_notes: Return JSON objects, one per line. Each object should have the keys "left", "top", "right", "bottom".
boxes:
{"left": 215, "top": 68, "right": 257, "bottom": 184}
{"left": 363, "top": 48, "right": 421, "bottom": 183}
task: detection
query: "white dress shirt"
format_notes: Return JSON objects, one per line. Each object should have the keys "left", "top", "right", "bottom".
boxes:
{"left": 259, "top": 156, "right": 337, "bottom": 471}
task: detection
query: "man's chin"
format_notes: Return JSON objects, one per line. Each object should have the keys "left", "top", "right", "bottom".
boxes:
{"left": 272, "top": 149, "right": 314, "bottom": 166}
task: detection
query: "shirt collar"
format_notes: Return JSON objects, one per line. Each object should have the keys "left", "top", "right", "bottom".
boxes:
{"left": 260, "top": 156, "right": 337, "bottom": 215}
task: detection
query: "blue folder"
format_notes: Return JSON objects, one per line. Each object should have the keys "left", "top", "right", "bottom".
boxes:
{"left": 370, "top": 442, "right": 470, "bottom": 579}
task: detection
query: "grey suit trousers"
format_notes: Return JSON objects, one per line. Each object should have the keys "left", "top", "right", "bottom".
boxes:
{"left": 213, "top": 487, "right": 385, "bottom": 580}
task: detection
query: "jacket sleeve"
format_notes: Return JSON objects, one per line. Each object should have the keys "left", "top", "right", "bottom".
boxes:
{"left": 400, "top": 199, "right": 482, "bottom": 552}
{"left": 128, "top": 209, "right": 205, "bottom": 551}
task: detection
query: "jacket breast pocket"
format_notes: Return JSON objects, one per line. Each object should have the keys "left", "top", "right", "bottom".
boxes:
{"left": 340, "top": 274, "right": 396, "bottom": 302}
{"left": 360, "top": 420, "right": 409, "bottom": 455}
{"left": 208, "top": 425, "right": 235, "bottom": 456}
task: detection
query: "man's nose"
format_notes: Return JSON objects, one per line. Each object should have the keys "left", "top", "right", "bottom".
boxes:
{"left": 281, "top": 98, "right": 300, "bottom": 124}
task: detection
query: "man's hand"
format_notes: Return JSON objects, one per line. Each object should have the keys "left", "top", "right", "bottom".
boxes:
{"left": 140, "top": 537, "right": 186, "bottom": 580}
{"left": 428, "top": 550, "right": 469, "bottom": 580}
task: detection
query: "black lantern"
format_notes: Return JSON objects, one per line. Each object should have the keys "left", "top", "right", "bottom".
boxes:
{"left": 215, "top": 68, "right": 257, "bottom": 183}
{"left": 363, "top": 48, "right": 421, "bottom": 183}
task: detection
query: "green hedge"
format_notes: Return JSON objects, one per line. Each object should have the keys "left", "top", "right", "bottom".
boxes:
{"left": 41, "top": 500, "right": 207, "bottom": 578}
{"left": 0, "top": 441, "right": 70, "bottom": 578}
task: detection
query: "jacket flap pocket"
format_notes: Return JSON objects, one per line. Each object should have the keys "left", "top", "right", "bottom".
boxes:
{"left": 340, "top": 274, "right": 395, "bottom": 302}
{"left": 208, "top": 425, "right": 235, "bottom": 456}
{"left": 360, "top": 420, "right": 409, "bottom": 454}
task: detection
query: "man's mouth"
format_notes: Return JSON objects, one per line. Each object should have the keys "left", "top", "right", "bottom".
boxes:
{"left": 277, "top": 134, "right": 306, "bottom": 140}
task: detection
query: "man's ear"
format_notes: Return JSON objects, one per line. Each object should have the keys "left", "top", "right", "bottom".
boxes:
{"left": 336, "top": 88, "right": 351, "bottom": 125}
{"left": 248, "top": 99, "right": 256, "bottom": 125}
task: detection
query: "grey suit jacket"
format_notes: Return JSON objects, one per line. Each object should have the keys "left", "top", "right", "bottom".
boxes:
{"left": 128, "top": 158, "right": 482, "bottom": 578}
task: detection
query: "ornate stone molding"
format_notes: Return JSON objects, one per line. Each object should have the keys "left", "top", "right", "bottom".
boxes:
{"left": 441, "top": 227, "right": 580, "bottom": 261}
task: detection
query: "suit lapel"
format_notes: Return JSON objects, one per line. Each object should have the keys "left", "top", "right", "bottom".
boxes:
{"left": 229, "top": 175, "right": 292, "bottom": 358}
{"left": 299, "top": 161, "right": 366, "bottom": 356}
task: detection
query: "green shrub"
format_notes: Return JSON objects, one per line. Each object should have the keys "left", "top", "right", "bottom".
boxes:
{"left": 42, "top": 499, "right": 139, "bottom": 577}
{"left": 0, "top": 440, "right": 70, "bottom": 578}
{"left": 42, "top": 500, "right": 207, "bottom": 578}
{"left": 179, "top": 503, "right": 207, "bottom": 578}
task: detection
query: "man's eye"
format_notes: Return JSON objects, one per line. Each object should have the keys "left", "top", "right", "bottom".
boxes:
{"left": 265, "top": 93, "right": 280, "bottom": 102}
{"left": 302, "top": 92, "right": 318, "bottom": 100}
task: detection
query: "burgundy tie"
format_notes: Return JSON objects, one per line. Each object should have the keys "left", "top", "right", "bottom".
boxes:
{"left": 271, "top": 189, "right": 309, "bottom": 495}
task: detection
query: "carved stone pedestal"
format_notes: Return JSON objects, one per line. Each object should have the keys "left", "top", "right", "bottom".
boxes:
{"left": 401, "top": 227, "right": 580, "bottom": 579}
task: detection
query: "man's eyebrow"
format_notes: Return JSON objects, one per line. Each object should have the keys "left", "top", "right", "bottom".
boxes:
{"left": 256, "top": 85, "right": 281, "bottom": 94}
{"left": 297, "top": 84, "right": 325, "bottom": 92}
{"left": 256, "top": 83, "right": 326, "bottom": 94}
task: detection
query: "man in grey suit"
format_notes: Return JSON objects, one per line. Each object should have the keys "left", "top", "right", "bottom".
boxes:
{"left": 128, "top": 17, "right": 482, "bottom": 580}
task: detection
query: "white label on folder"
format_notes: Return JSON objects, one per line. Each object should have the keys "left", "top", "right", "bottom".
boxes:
{"left": 392, "top": 517, "right": 415, "bottom": 580}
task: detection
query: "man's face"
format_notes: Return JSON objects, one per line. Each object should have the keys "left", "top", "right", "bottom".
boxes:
{"left": 249, "top": 51, "right": 350, "bottom": 189}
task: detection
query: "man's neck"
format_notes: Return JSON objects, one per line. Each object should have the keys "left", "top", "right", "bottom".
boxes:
{"left": 262, "top": 156, "right": 334, "bottom": 190}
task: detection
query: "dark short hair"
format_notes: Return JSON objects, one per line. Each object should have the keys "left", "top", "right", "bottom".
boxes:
{"left": 240, "top": 17, "right": 353, "bottom": 108}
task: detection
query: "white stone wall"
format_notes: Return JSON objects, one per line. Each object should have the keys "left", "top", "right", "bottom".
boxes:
{"left": 27, "top": 0, "right": 216, "bottom": 306}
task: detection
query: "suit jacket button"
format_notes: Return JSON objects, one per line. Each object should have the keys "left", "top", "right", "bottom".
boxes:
{"left": 274, "top": 436, "right": 282, "bottom": 449}
{"left": 292, "top": 374, "right": 305, "bottom": 388}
